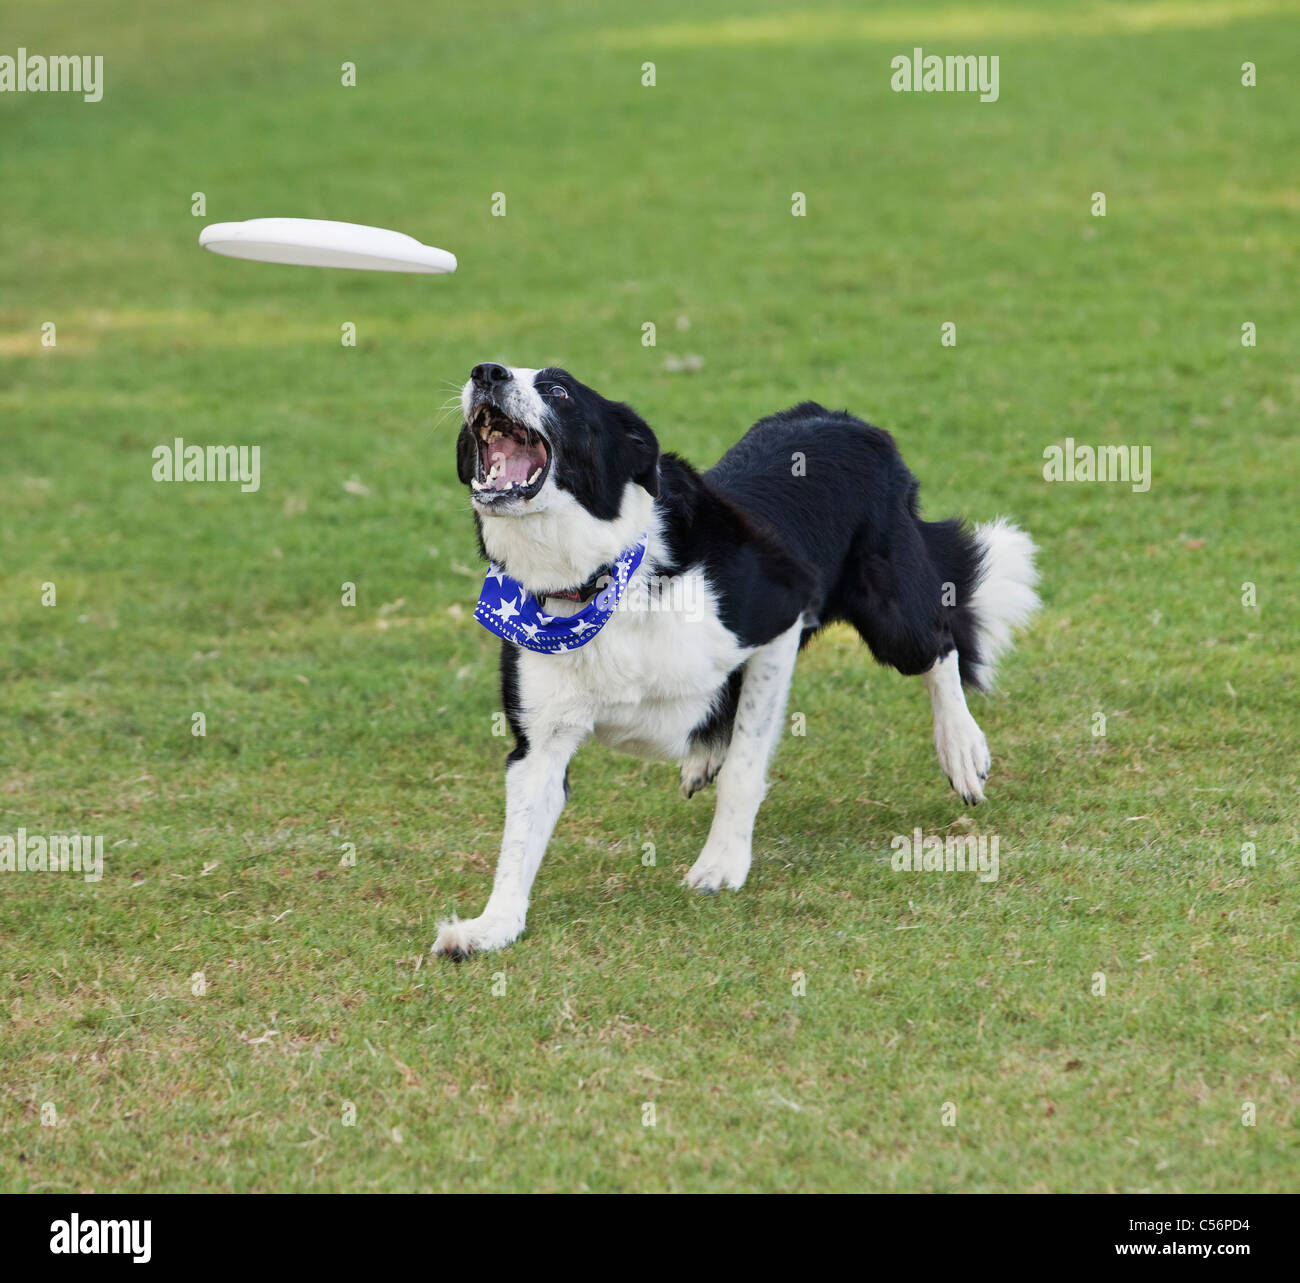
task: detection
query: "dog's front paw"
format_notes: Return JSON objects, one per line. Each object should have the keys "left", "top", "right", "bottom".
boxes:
{"left": 432, "top": 914, "right": 521, "bottom": 960}
{"left": 685, "top": 842, "right": 751, "bottom": 892}
{"left": 935, "top": 715, "right": 990, "bottom": 805}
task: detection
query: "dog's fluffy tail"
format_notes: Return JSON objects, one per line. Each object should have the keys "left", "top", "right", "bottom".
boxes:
{"left": 964, "top": 516, "right": 1040, "bottom": 690}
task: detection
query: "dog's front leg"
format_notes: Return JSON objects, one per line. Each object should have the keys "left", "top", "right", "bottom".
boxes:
{"left": 433, "top": 730, "right": 584, "bottom": 958}
{"left": 686, "top": 620, "right": 802, "bottom": 892}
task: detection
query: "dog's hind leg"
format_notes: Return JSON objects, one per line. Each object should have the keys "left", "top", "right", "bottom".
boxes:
{"left": 924, "top": 649, "right": 990, "bottom": 804}
{"left": 685, "top": 621, "right": 802, "bottom": 891}
{"left": 679, "top": 667, "right": 742, "bottom": 799}
{"left": 839, "top": 513, "right": 1038, "bottom": 804}
{"left": 924, "top": 518, "right": 1040, "bottom": 802}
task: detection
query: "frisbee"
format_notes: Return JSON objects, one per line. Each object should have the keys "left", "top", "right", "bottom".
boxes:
{"left": 198, "top": 218, "right": 457, "bottom": 274}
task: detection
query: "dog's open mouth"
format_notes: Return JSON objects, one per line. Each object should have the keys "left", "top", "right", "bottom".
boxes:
{"left": 468, "top": 405, "right": 551, "bottom": 504}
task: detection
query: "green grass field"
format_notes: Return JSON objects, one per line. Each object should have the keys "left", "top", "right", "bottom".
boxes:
{"left": 2, "top": 0, "right": 1297, "bottom": 1193}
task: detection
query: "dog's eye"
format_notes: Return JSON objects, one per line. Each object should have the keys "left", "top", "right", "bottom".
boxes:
{"left": 544, "top": 385, "right": 568, "bottom": 399}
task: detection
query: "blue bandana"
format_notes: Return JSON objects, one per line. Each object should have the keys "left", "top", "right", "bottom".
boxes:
{"left": 475, "top": 535, "right": 649, "bottom": 654}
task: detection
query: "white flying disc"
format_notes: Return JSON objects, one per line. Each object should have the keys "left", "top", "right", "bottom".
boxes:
{"left": 198, "top": 218, "right": 457, "bottom": 274}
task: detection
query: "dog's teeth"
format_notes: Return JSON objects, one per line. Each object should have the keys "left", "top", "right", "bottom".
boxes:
{"left": 471, "top": 478, "right": 485, "bottom": 490}
{"left": 527, "top": 468, "right": 541, "bottom": 485}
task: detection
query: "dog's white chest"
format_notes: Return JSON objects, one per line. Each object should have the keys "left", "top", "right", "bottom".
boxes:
{"left": 517, "top": 569, "right": 750, "bottom": 761}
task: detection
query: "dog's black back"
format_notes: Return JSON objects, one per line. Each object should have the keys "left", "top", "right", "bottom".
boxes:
{"left": 666, "top": 402, "right": 989, "bottom": 687}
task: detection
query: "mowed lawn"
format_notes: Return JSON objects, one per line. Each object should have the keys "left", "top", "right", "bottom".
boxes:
{"left": 2, "top": 0, "right": 1297, "bottom": 1193}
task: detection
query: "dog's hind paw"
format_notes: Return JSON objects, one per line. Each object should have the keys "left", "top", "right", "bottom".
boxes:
{"left": 679, "top": 745, "right": 727, "bottom": 799}
{"left": 935, "top": 714, "right": 991, "bottom": 805}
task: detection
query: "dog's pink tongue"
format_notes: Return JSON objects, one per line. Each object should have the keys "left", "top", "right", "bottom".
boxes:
{"left": 487, "top": 438, "right": 542, "bottom": 488}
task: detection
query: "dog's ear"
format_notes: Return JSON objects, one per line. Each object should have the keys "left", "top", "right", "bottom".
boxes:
{"left": 615, "top": 403, "right": 660, "bottom": 498}
{"left": 456, "top": 423, "right": 477, "bottom": 485}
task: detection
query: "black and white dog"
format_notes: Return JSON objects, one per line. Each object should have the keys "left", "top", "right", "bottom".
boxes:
{"left": 434, "top": 363, "right": 1039, "bottom": 957}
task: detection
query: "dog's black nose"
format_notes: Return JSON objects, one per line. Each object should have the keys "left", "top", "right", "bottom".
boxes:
{"left": 471, "top": 363, "right": 511, "bottom": 387}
